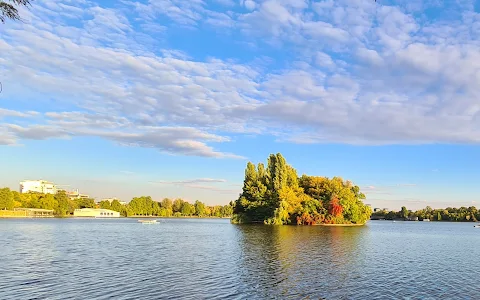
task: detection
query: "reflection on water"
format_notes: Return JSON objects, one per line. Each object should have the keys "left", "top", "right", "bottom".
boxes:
{"left": 1, "top": 219, "right": 480, "bottom": 299}
{"left": 235, "top": 225, "right": 366, "bottom": 299}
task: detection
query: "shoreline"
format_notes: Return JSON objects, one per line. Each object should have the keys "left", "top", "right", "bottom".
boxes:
{"left": 128, "top": 216, "right": 231, "bottom": 219}
{"left": 0, "top": 216, "right": 232, "bottom": 219}
{"left": 312, "top": 223, "right": 366, "bottom": 227}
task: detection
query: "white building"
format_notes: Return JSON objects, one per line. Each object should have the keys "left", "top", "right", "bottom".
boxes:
{"left": 20, "top": 180, "right": 57, "bottom": 194}
{"left": 66, "top": 189, "right": 90, "bottom": 199}
{"left": 73, "top": 208, "right": 120, "bottom": 218}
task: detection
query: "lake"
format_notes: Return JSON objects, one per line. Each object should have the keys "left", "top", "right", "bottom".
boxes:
{"left": 1, "top": 219, "right": 479, "bottom": 299}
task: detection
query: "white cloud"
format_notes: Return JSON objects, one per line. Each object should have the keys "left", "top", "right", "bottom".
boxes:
{"left": 3, "top": 0, "right": 480, "bottom": 156}
{"left": 315, "top": 52, "right": 335, "bottom": 68}
{"left": 244, "top": 0, "right": 256, "bottom": 10}
{"left": 152, "top": 178, "right": 228, "bottom": 184}
{"left": 0, "top": 128, "right": 17, "bottom": 145}
{"left": 6, "top": 124, "right": 70, "bottom": 140}
{"left": 149, "top": 178, "right": 239, "bottom": 193}
{"left": 0, "top": 108, "right": 38, "bottom": 119}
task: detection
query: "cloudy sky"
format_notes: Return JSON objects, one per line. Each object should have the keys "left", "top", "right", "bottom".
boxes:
{"left": 1, "top": 0, "right": 480, "bottom": 209}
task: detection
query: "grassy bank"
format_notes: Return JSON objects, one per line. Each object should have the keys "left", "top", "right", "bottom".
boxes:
{"left": 0, "top": 210, "right": 27, "bottom": 218}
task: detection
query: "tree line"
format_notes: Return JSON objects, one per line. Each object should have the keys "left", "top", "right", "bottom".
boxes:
{"left": 0, "top": 187, "right": 94, "bottom": 216}
{"left": 372, "top": 206, "right": 480, "bottom": 222}
{"left": 0, "top": 187, "right": 233, "bottom": 218}
{"left": 99, "top": 196, "right": 233, "bottom": 218}
{"left": 232, "top": 153, "right": 372, "bottom": 225}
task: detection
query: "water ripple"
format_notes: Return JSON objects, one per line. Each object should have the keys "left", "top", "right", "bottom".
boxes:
{"left": 1, "top": 219, "right": 480, "bottom": 299}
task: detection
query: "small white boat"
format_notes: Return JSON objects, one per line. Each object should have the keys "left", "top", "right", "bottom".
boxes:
{"left": 138, "top": 219, "right": 158, "bottom": 224}
{"left": 474, "top": 224, "right": 480, "bottom": 228}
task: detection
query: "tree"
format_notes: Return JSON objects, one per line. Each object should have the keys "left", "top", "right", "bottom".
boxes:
{"left": 38, "top": 193, "right": 56, "bottom": 210}
{"left": 233, "top": 153, "right": 371, "bottom": 225}
{"left": 401, "top": 206, "right": 409, "bottom": 220}
{"left": 99, "top": 200, "right": 111, "bottom": 210}
{"left": 152, "top": 201, "right": 161, "bottom": 216}
{"left": 110, "top": 200, "right": 123, "bottom": 212}
{"left": 75, "top": 198, "right": 96, "bottom": 209}
{"left": 329, "top": 196, "right": 343, "bottom": 217}
{"left": 181, "top": 202, "right": 194, "bottom": 216}
{"left": 54, "top": 191, "right": 69, "bottom": 216}
{"left": 0, "top": 0, "right": 32, "bottom": 23}
{"left": 194, "top": 200, "right": 206, "bottom": 217}
{"left": 161, "top": 198, "right": 173, "bottom": 210}
{"left": 0, "top": 187, "right": 14, "bottom": 210}
{"left": 173, "top": 198, "right": 184, "bottom": 213}
{"left": 222, "top": 204, "right": 233, "bottom": 217}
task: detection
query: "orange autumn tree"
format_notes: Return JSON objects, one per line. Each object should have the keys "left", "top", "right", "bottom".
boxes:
{"left": 329, "top": 196, "right": 343, "bottom": 217}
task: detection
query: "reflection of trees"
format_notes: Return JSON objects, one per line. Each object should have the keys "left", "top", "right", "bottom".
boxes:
{"left": 234, "top": 224, "right": 367, "bottom": 299}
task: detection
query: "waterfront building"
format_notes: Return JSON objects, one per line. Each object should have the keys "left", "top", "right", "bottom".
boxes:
{"left": 73, "top": 208, "right": 120, "bottom": 218}
{"left": 14, "top": 208, "right": 54, "bottom": 218}
{"left": 65, "top": 189, "right": 90, "bottom": 200}
{"left": 20, "top": 180, "right": 57, "bottom": 194}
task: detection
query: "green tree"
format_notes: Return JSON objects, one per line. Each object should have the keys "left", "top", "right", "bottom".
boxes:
{"left": 233, "top": 153, "right": 371, "bottom": 225}
{"left": 0, "top": 187, "right": 14, "bottom": 210}
{"left": 401, "top": 206, "right": 409, "bottom": 219}
{"left": 161, "top": 198, "right": 173, "bottom": 210}
{"left": 128, "top": 196, "right": 155, "bottom": 215}
{"left": 152, "top": 201, "right": 161, "bottom": 216}
{"left": 181, "top": 202, "right": 195, "bottom": 216}
{"left": 37, "top": 194, "right": 56, "bottom": 210}
{"left": 173, "top": 198, "right": 184, "bottom": 213}
{"left": 233, "top": 161, "right": 270, "bottom": 223}
{"left": 54, "top": 191, "right": 70, "bottom": 216}
{"left": 194, "top": 200, "right": 206, "bottom": 217}
{"left": 75, "top": 198, "right": 96, "bottom": 209}
{"left": 99, "top": 200, "right": 111, "bottom": 210}
{"left": 222, "top": 204, "right": 233, "bottom": 217}
{"left": 0, "top": 0, "right": 32, "bottom": 23}
{"left": 110, "top": 200, "right": 123, "bottom": 212}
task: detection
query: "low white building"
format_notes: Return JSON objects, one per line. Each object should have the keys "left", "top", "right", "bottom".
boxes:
{"left": 66, "top": 189, "right": 90, "bottom": 199}
{"left": 20, "top": 180, "right": 57, "bottom": 194}
{"left": 73, "top": 208, "right": 120, "bottom": 218}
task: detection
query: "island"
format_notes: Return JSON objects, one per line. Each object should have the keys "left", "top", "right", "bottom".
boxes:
{"left": 231, "top": 153, "right": 372, "bottom": 225}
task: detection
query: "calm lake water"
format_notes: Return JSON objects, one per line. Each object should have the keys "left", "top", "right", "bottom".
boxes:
{"left": 1, "top": 219, "right": 480, "bottom": 299}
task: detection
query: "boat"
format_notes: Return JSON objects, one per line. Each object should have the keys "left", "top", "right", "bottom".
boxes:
{"left": 138, "top": 219, "right": 158, "bottom": 224}
{"left": 474, "top": 224, "right": 480, "bottom": 228}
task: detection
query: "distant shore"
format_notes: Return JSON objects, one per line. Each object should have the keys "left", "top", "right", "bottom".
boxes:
{"left": 313, "top": 223, "right": 366, "bottom": 227}
{"left": 129, "top": 216, "right": 231, "bottom": 219}
{"left": 0, "top": 215, "right": 231, "bottom": 219}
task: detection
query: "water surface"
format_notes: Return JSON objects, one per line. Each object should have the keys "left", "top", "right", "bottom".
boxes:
{"left": 1, "top": 219, "right": 479, "bottom": 299}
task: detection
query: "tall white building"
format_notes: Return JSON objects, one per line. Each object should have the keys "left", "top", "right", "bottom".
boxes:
{"left": 20, "top": 180, "right": 57, "bottom": 194}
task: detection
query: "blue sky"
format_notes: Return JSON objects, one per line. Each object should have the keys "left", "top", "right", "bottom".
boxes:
{"left": 1, "top": 0, "right": 480, "bottom": 209}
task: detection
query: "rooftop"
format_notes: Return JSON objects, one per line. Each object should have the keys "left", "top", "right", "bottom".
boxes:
{"left": 14, "top": 208, "right": 55, "bottom": 212}
{"left": 74, "top": 208, "right": 118, "bottom": 213}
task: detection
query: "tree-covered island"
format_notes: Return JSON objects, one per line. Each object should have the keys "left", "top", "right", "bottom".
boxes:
{"left": 232, "top": 153, "right": 372, "bottom": 225}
